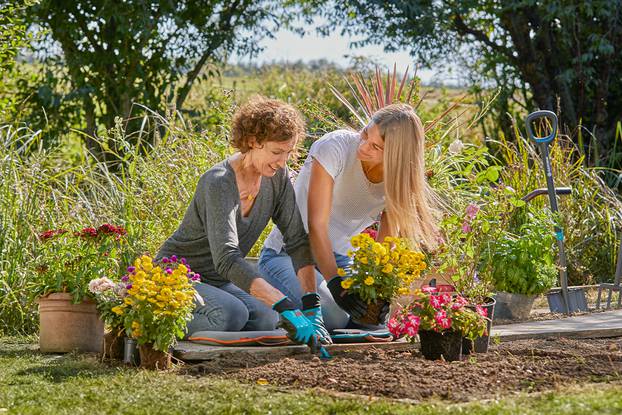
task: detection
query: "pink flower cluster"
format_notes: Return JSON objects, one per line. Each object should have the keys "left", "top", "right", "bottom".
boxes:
{"left": 388, "top": 288, "right": 489, "bottom": 340}
{"left": 38, "top": 229, "right": 68, "bottom": 241}
{"left": 38, "top": 224, "right": 127, "bottom": 242}
{"left": 361, "top": 227, "right": 377, "bottom": 240}
{"left": 461, "top": 203, "right": 480, "bottom": 233}
{"left": 388, "top": 312, "right": 420, "bottom": 338}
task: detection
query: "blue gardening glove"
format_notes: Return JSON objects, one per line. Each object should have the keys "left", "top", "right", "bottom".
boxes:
{"left": 301, "top": 293, "right": 332, "bottom": 345}
{"left": 272, "top": 297, "right": 314, "bottom": 345}
{"left": 327, "top": 275, "right": 367, "bottom": 320}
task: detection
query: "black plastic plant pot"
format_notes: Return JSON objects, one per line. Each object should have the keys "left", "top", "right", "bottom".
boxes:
{"left": 418, "top": 329, "right": 463, "bottom": 361}
{"left": 462, "top": 297, "right": 496, "bottom": 355}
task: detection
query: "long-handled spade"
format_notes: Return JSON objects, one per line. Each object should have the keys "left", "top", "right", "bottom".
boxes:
{"left": 525, "top": 110, "right": 587, "bottom": 314}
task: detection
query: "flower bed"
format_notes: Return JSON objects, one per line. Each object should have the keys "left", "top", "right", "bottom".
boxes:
{"left": 186, "top": 337, "right": 622, "bottom": 402}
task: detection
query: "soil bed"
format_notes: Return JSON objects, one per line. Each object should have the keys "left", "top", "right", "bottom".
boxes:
{"left": 186, "top": 337, "right": 622, "bottom": 402}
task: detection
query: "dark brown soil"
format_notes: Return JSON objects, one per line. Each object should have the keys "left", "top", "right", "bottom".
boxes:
{"left": 185, "top": 337, "right": 622, "bottom": 402}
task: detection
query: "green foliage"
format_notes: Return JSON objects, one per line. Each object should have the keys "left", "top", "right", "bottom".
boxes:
{"left": 317, "top": 0, "right": 622, "bottom": 171}
{"left": 0, "top": 0, "right": 34, "bottom": 73}
{"left": 489, "top": 209, "right": 559, "bottom": 296}
{"left": 0, "top": 63, "right": 84, "bottom": 145}
{"left": 26, "top": 0, "right": 293, "bottom": 160}
{"left": 493, "top": 124, "right": 622, "bottom": 285}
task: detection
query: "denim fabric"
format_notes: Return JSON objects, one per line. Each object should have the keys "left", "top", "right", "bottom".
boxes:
{"left": 186, "top": 281, "right": 279, "bottom": 336}
{"left": 258, "top": 247, "right": 353, "bottom": 331}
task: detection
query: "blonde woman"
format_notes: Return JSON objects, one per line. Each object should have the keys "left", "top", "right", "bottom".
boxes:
{"left": 258, "top": 103, "right": 440, "bottom": 333}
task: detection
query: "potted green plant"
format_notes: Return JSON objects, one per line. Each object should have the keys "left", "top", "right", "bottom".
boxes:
{"left": 388, "top": 289, "right": 487, "bottom": 361}
{"left": 488, "top": 208, "right": 559, "bottom": 320}
{"left": 338, "top": 233, "right": 427, "bottom": 325}
{"left": 114, "top": 254, "right": 200, "bottom": 370}
{"left": 35, "top": 224, "right": 129, "bottom": 353}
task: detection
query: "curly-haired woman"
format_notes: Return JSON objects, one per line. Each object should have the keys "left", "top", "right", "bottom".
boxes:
{"left": 157, "top": 96, "right": 327, "bottom": 346}
{"left": 258, "top": 103, "right": 441, "bottom": 334}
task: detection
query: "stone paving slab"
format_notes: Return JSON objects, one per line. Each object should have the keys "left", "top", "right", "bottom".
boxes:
{"left": 491, "top": 309, "right": 622, "bottom": 341}
{"left": 175, "top": 309, "right": 622, "bottom": 361}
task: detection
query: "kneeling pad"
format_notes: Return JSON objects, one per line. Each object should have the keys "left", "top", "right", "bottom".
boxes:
{"left": 188, "top": 329, "right": 292, "bottom": 347}
{"left": 330, "top": 328, "right": 394, "bottom": 343}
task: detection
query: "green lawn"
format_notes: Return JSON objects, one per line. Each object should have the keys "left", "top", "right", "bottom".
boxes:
{"left": 1, "top": 337, "right": 621, "bottom": 414}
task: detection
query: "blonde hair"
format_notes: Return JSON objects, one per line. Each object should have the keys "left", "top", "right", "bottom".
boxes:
{"left": 371, "top": 103, "right": 441, "bottom": 250}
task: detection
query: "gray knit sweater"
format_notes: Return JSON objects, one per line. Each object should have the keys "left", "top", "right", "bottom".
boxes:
{"left": 157, "top": 159, "right": 314, "bottom": 293}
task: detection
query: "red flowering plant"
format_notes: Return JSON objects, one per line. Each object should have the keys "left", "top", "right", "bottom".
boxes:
{"left": 388, "top": 288, "right": 488, "bottom": 342}
{"left": 34, "top": 224, "right": 132, "bottom": 303}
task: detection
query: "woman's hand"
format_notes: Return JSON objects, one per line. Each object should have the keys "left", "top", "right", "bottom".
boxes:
{"left": 326, "top": 276, "right": 367, "bottom": 319}
{"left": 301, "top": 292, "right": 332, "bottom": 344}
{"left": 272, "top": 297, "right": 314, "bottom": 344}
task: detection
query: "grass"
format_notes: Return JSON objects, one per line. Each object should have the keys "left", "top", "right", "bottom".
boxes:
{"left": 2, "top": 337, "right": 622, "bottom": 414}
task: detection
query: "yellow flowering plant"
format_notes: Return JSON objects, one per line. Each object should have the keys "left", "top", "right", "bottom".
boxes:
{"left": 113, "top": 254, "right": 200, "bottom": 352}
{"left": 338, "top": 233, "right": 427, "bottom": 304}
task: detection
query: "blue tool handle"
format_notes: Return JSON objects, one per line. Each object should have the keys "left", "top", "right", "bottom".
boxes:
{"left": 526, "top": 110, "right": 558, "bottom": 144}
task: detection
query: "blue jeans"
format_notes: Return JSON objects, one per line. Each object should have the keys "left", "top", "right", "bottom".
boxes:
{"left": 258, "top": 247, "right": 352, "bottom": 331}
{"left": 186, "top": 281, "right": 279, "bottom": 336}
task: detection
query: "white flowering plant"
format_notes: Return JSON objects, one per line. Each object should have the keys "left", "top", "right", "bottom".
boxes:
{"left": 88, "top": 276, "right": 128, "bottom": 330}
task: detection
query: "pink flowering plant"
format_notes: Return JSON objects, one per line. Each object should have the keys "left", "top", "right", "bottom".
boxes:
{"left": 388, "top": 288, "right": 488, "bottom": 341}
{"left": 34, "top": 224, "right": 132, "bottom": 303}
{"left": 435, "top": 200, "right": 499, "bottom": 304}
{"left": 437, "top": 184, "right": 560, "bottom": 301}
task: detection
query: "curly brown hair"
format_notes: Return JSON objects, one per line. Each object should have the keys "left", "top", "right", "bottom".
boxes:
{"left": 230, "top": 96, "right": 305, "bottom": 153}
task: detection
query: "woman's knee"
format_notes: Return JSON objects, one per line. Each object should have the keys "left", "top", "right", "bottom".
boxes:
{"left": 244, "top": 306, "right": 279, "bottom": 331}
{"left": 187, "top": 284, "right": 250, "bottom": 333}
{"left": 190, "top": 300, "right": 249, "bottom": 332}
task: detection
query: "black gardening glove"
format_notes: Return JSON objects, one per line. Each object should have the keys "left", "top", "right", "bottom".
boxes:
{"left": 327, "top": 276, "right": 367, "bottom": 320}
{"left": 378, "top": 301, "right": 390, "bottom": 325}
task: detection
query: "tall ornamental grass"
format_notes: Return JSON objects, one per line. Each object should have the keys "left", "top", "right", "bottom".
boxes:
{"left": 0, "top": 111, "right": 228, "bottom": 335}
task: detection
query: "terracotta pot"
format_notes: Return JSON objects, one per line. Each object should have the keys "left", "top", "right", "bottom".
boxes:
{"left": 418, "top": 329, "right": 462, "bottom": 361}
{"left": 38, "top": 292, "right": 104, "bottom": 353}
{"left": 138, "top": 344, "right": 172, "bottom": 370}
{"left": 103, "top": 328, "right": 125, "bottom": 360}
{"left": 353, "top": 299, "right": 388, "bottom": 326}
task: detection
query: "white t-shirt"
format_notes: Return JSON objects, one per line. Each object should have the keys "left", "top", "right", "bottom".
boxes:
{"left": 264, "top": 129, "right": 385, "bottom": 256}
